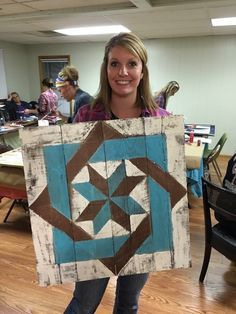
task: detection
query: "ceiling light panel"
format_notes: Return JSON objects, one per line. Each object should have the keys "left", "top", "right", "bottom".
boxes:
{"left": 54, "top": 25, "right": 131, "bottom": 36}
{"left": 211, "top": 17, "right": 236, "bottom": 26}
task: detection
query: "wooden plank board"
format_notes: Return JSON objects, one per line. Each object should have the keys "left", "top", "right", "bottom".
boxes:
{"left": 20, "top": 115, "right": 190, "bottom": 286}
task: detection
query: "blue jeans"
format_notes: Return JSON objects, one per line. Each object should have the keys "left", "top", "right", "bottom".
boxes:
{"left": 64, "top": 273, "right": 149, "bottom": 314}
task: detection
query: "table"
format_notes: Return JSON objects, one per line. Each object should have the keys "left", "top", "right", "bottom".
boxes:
{"left": 0, "top": 124, "right": 23, "bottom": 148}
{"left": 0, "top": 142, "right": 205, "bottom": 203}
{"left": 0, "top": 148, "right": 26, "bottom": 200}
{"left": 185, "top": 142, "right": 205, "bottom": 197}
{"left": 185, "top": 142, "right": 205, "bottom": 169}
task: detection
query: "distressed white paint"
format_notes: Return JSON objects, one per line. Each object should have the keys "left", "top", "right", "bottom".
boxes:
{"left": 171, "top": 198, "right": 191, "bottom": 269}
{"left": 106, "top": 160, "right": 122, "bottom": 178}
{"left": 72, "top": 165, "right": 90, "bottom": 183}
{"left": 125, "top": 160, "right": 146, "bottom": 177}
{"left": 89, "top": 161, "right": 107, "bottom": 179}
{"left": 61, "top": 121, "right": 98, "bottom": 144}
{"left": 76, "top": 221, "right": 94, "bottom": 237}
{"left": 37, "top": 264, "right": 61, "bottom": 287}
{"left": 60, "top": 263, "right": 78, "bottom": 284}
{"left": 144, "top": 116, "right": 163, "bottom": 135}
{"left": 71, "top": 188, "right": 89, "bottom": 221}
{"left": 21, "top": 115, "right": 190, "bottom": 286}
{"left": 30, "top": 211, "right": 55, "bottom": 265}
{"left": 76, "top": 260, "right": 114, "bottom": 281}
{"left": 129, "top": 177, "right": 150, "bottom": 213}
{"left": 95, "top": 220, "right": 129, "bottom": 239}
{"left": 105, "top": 118, "right": 145, "bottom": 136}
{"left": 130, "top": 214, "right": 148, "bottom": 233}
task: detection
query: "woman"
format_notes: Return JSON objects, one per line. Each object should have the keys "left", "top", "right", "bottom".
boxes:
{"left": 66, "top": 32, "right": 170, "bottom": 314}
{"left": 154, "top": 80, "right": 179, "bottom": 110}
{"left": 38, "top": 78, "right": 58, "bottom": 117}
{"left": 56, "top": 65, "right": 93, "bottom": 122}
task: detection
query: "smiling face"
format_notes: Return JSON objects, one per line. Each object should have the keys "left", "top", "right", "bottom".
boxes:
{"left": 107, "top": 46, "right": 143, "bottom": 99}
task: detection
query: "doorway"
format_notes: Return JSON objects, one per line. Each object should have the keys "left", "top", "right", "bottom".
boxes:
{"left": 38, "top": 55, "right": 71, "bottom": 116}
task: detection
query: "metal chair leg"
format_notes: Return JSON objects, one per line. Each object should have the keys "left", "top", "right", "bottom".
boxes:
{"left": 212, "top": 162, "right": 223, "bottom": 185}
{"left": 213, "top": 159, "right": 222, "bottom": 177}
{"left": 3, "top": 199, "right": 17, "bottom": 223}
{"left": 3, "top": 199, "right": 28, "bottom": 223}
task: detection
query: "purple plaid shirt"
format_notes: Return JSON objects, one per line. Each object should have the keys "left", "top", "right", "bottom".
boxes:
{"left": 38, "top": 89, "right": 58, "bottom": 115}
{"left": 74, "top": 103, "right": 170, "bottom": 123}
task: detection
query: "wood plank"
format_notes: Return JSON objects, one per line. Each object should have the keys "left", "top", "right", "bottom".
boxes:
{"left": 20, "top": 116, "right": 190, "bottom": 285}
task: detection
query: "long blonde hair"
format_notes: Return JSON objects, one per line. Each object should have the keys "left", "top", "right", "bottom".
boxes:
{"left": 93, "top": 32, "right": 156, "bottom": 111}
{"left": 155, "top": 81, "right": 179, "bottom": 104}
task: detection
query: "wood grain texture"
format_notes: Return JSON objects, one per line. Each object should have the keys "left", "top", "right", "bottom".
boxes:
{"left": 19, "top": 116, "right": 190, "bottom": 286}
{"left": 0, "top": 155, "right": 235, "bottom": 313}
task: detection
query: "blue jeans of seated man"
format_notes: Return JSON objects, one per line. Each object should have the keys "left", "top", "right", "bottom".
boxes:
{"left": 64, "top": 273, "right": 149, "bottom": 314}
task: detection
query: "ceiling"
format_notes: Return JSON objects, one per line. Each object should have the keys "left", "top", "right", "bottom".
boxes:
{"left": 0, "top": 0, "right": 236, "bottom": 44}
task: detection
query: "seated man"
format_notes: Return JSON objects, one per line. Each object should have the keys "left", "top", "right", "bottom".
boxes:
{"left": 5, "top": 92, "right": 37, "bottom": 121}
{"left": 215, "top": 153, "right": 236, "bottom": 237}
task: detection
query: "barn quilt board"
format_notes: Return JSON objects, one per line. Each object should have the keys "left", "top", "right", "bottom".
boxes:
{"left": 20, "top": 115, "right": 190, "bottom": 286}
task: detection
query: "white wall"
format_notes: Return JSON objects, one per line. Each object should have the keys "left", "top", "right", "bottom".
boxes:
{"left": 0, "top": 41, "right": 30, "bottom": 100}
{"left": 0, "top": 49, "right": 8, "bottom": 99}
{"left": 146, "top": 35, "right": 236, "bottom": 156}
{"left": 1, "top": 35, "right": 235, "bottom": 155}
{"left": 27, "top": 42, "right": 105, "bottom": 100}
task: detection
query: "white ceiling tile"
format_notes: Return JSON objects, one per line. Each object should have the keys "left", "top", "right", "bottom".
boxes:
{"left": 0, "top": 0, "right": 236, "bottom": 44}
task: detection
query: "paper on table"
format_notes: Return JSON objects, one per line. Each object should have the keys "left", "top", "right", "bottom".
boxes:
{"left": 193, "top": 137, "right": 212, "bottom": 144}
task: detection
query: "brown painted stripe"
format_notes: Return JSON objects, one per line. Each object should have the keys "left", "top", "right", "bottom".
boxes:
{"left": 102, "top": 122, "right": 126, "bottom": 140}
{"left": 30, "top": 187, "right": 93, "bottom": 241}
{"left": 87, "top": 164, "right": 108, "bottom": 197}
{"left": 110, "top": 200, "right": 131, "bottom": 232}
{"left": 75, "top": 200, "right": 106, "bottom": 222}
{"left": 130, "top": 158, "right": 186, "bottom": 208}
{"left": 66, "top": 122, "right": 104, "bottom": 182}
{"left": 112, "top": 176, "right": 146, "bottom": 196}
{"left": 100, "top": 214, "right": 151, "bottom": 274}
{"left": 29, "top": 122, "right": 125, "bottom": 242}
{"left": 66, "top": 121, "right": 125, "bottom": 183}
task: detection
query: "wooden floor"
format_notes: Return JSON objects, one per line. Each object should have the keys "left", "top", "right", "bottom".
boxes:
{"left": 0, "top": 156, "right": 235, "bottom": 314}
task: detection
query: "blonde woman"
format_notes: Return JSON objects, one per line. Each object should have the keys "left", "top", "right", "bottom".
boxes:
{"left": 65, "top": 33, "right": 170, "bottom": 313}
{"left": 154, "top": 80, "right": 179, "bottom": 110}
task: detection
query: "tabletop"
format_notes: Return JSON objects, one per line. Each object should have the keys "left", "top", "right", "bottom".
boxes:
{"left": 1, "top": 142, "right": 205, "bottom": 170}
{"left": 185, "top": 142, "right": 205, "bottom": 169}
{"left": 0, "top": 147, "right": 23, "bottom": 167}
{"left": 0, "top": 148, "right": 26, "bottom": 199}
{"left": 0, "top": 124, "right": 23, "bottom": 135}
{"left": 0, "top": 142, "right": 205, "bottom": 200}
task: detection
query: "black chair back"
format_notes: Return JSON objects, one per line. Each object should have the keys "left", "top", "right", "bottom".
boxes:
{"left": 199, "top": 177, "right": 236, "bottom": 282}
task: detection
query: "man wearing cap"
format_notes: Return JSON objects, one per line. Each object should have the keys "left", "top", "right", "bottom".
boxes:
{"left": 56, "top": 65, "right": 93, "bottom": 123}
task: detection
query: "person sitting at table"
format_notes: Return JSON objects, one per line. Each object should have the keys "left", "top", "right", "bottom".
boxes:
{"left": 5, "top": 92, "right": 37, "bottom": 121}
{"left": 154, "top": 81, "right": 180, "bottom": 110}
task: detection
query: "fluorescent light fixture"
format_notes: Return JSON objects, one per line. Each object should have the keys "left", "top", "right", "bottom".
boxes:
{"left": 211, "top": 17, "right": 236, "bottom": 27}
{"left": 54, "top": 25, "right": 131, "bottom": 36}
